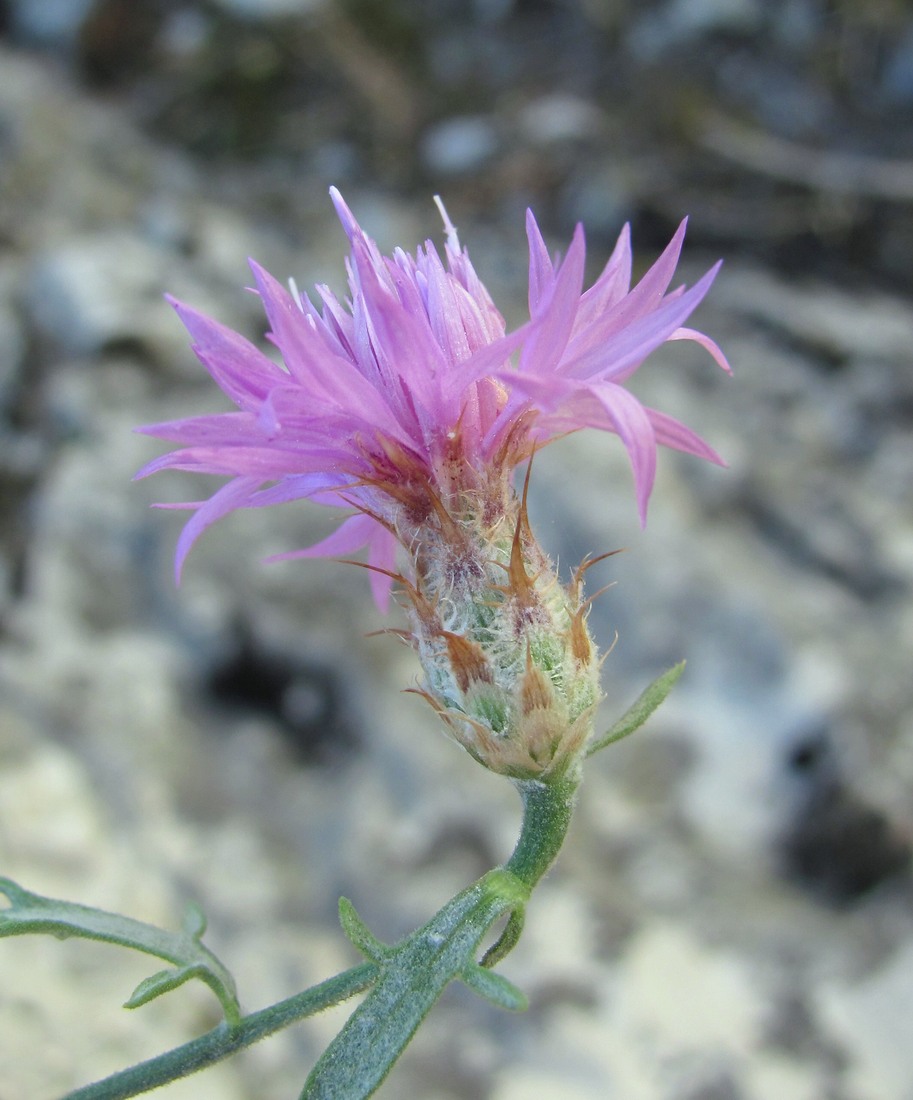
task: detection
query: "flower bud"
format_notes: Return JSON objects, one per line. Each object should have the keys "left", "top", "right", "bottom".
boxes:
{"left": 403, "top": 468, "right": 603, "bottom": 781}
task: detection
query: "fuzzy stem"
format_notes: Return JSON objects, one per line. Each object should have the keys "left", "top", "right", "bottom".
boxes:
{"left": 56, "top": 775, "right": 580, "bottom": 1100}
{"left": 59, "top": 963, "right": 377, "bottom": 1100}
{"left": 481, "top": 774, "right": 578, "bottom": 968}
{"left": 505, "top": 775, "right": 578, "bottom": 889}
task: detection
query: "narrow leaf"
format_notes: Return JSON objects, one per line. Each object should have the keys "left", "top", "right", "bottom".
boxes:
{"left": 338, "top": 897, "right": 389, "bottom": 962}
{"left": 586, "top": 660, "right": 685, "bottom": 757}
{"left": 302, "top": 874, "right": 517, "bottom": 1099}
{"left": 461, "top": 963, "right": 528, "bottom": 1012}
{"left": 181, "top": 900, "right": 207, "bottom": 938}
{"left": 0, "top": 877, "right": 240, "bottom": 1028}
{"left": 480, "top": 907, "right": 525, "bottom": 969}
{"left": 125, "top": 965, "right": 205, "bottom": 1010}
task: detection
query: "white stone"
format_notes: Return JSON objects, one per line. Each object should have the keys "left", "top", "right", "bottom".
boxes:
{"left": 817, "top": 939, "right": 913, "bottom": 1100}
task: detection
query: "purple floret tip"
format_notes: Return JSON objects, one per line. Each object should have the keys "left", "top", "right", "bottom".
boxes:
{"left": 137, "top": 189, "right": 729, "bottom": 598}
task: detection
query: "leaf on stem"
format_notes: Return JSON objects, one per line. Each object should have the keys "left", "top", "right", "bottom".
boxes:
{"left": 586, "top": 660, "right": 686, "bottom": 757}
{"left": 0, "top": 878, "right": 241, "bottom": 1030}
{"left": 461, "top": 963, "right": 528, "bottom": 1011}
{"left": 479, "top": 907, "right": 525, "bottom": 969}
{"left": 125, "top": 963, "right": 215, "bottom": 1010}
{"left": 302, "top": 875, "right": 521, "bottom": 1098}
{"left": 338, "top": 897, "right": 390, "bottom": 962}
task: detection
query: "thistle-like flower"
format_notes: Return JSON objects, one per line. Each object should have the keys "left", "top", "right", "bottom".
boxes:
{"left": 137, "top": 189, "right": 729, "bottom": 778}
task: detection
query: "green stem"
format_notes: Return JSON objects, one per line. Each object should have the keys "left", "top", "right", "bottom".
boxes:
{"left": 60, "top": 963, "right": 377, "bottom": 1100}
{"left": 301, "top": 776, "right": 580, "bottom": 1096}
{"left": 0, "top": 881, "right": 240, "bottom": 1028}
{"left": 56, "top": 774, "right": 580, "bottom": 1100}
{"left": 300, "top": 871, "right": 526, "bottom": 1099}
{"left": 481, "top": 774, "right": 577, "bottom": 968}
{"left": 505, "top": 775, "right": 578, "bottom": 888}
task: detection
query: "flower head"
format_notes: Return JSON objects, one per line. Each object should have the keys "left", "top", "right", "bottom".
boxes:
{"left": 138, "top": 189, "right": 729, "bottom": 777}
{"left": 137, "top": 188, "right": 729, "bottom": 613}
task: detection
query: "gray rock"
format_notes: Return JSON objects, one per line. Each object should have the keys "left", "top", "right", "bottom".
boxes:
{"left": 26, "top": 234, "right": 170, "bottom": 358}
{"left": 209, "top": 0, "right": 326, "bottom": 20}
{"left": 517, "top": 94, "right": 603, "bottom": 147}
{"left": 629, "top": 0, "right": 763, "bottom": 59}
{"left": 9, "top": 0, "right": 96, "bottom": 45}
{"left": 420, "top": 115, "right": 500, "bottom": 176}
{"left": 0, "top": 262, "right": 26, "bottom": 412}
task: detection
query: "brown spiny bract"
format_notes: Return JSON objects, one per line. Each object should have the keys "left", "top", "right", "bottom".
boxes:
{"left": 520, "top": 659, "right": 554, "bottom": 716}
{"left": 442, "top": 631, "right": 493, "bottom": 694}
{"left": 400, "top": 470, "right": 606, "bottom": 782}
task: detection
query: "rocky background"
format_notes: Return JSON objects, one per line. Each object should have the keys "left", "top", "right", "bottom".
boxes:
{"left": 2, "top": 1, "right": 913, "bottom": 1098}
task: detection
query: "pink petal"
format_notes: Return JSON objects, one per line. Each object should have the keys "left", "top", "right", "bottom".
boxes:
{"left": 329, "top": 185, "right": 361, "bottom": 241}
{"left": 265, "top": 513, "right": 399, "bottom": 612}
{"left": 264, "top": 512, "right": 379, "bottom": 562}
{"left": 564, "top": 221, "right": 692, "bottom": 366}
{"left": 581, "top": 382, "right": 658, "bottom": 524}
{"left": 134, "top": 444, "right": 343, "bottom": 480}
{"left": 526, "top": 209, "right": 555, "bottom": 314}
{"left": 167, "top": 297, "right": 288, "bottom": 411}
{"left": 520, "top": 224, "right": 586, "bottom": 376}
{"left": 366, "top": 526, "right": 399, "bottom": 612}
{"left": 668, "top": 326, "right": 732, "bottom": 374}
{"left": 575, "top": 223, "right": 632, "bottom": 327}
{"left": 562, "top": 263, "right": 722, "bottom": 383}
{"left": 505, "top": 373, "right": 657, "bottom": 523}
{"left": 134, "top": 411, "right": 260, "bottom": 446}
{"left": 173, "top": 476, "right": 262, "bottom": 582}
{"left": 247, "top": 472, "right": 353, "bottom": 507}
{"left": 250, "top": 262, "right": 404, "bottom": 434}
{"left": 646, "top": 408, "right": 726, "bottom": 465}
{"left": 440, "top": 323, "right": 528, "bottom": 405}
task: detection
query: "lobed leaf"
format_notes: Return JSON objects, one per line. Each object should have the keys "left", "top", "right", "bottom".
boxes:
{"left": 0, "top": 878, "right": 240, "bottom": 1029}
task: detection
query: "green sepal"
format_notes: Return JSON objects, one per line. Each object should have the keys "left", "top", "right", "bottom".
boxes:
{"left": 461, "top": 962, "right": 528, "bottom": 1012}
{"left": 0, "top": 878, "right": 241, "bottom": 1030}
{"left": 586, "top": 660, "right": 685, "bottom": 757}
{"left": 338, "top": 897, "right": 389, "bottom": 962}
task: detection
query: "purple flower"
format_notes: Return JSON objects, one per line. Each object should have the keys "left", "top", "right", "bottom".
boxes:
{"left": 137, "top": 188, "right": 729, "bottom": 610}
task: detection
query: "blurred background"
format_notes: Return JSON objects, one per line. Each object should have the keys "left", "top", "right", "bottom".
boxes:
{"left": 1, "top": 1, "right": 912, "bottom": 1097}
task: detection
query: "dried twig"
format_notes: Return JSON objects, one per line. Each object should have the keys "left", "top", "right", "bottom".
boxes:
{"left": 699, "top": 110, "right": 913, "bottom": 202}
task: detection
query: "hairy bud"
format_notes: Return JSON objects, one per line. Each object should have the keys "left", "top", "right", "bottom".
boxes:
{"left": 403, "top": 467, "right": 604, "bottom": 781}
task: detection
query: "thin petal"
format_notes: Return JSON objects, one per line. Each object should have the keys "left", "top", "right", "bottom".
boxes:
{"left": 354, "top": 243, "right": 448, "bottom": 410}
{"left": 504, "top": 373, "right": 657, "bottom": 522}
{"left": 265, "top": 513, "right": 399, "bottom": 611}
{"left": 251, "top": 261, "right": 407, "bottom": 435}
{"left": 563, "top": 221, "right": 690, "bottom": 365}
{"left": 526, "top": 209, "right": 555, "bottom": 315}
{"left": 247, "top": 472, "right": 354, "bottom": 507}
{"left": 582, "top": 382, "right": 658, "bottom": 524}
{"left": 173, "top": 476, "right": 262, "bottom": 582}
{"left": 668, "top": 326, "right": 732, "bottom": 374}
{"left": 366, "top": 526, "right": 399, "bottom": 612}
{"left": 167, "top": 297, "right": 288, "bottom": 410}
{"left": 520, "top": 224, "right": 585, "bottom": 375}
{"left": 440, "top": 323, "right": 529, "bottom": 405}
{"left": 422, "top": 244, "right": 472, "bottom": 364}
{"left": 264, "top": 512, "right": 380, "bottom": 561}
{"left": 134, "top": 411, "right": 261, "bottom": 446}
{"left": 561, "top": 263, "right": 722, "bottom": 383}
{"left": 646, "top": 407, "right": 726, "bottom": 465}
{"left": 575, "top": 223, "right": 632, "bottom": 327}
{"left": 329, "top": 185, "right": 361, "bottom": 240}
{"left": 135, "top": 444, "right": 343, "bottom": 480}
